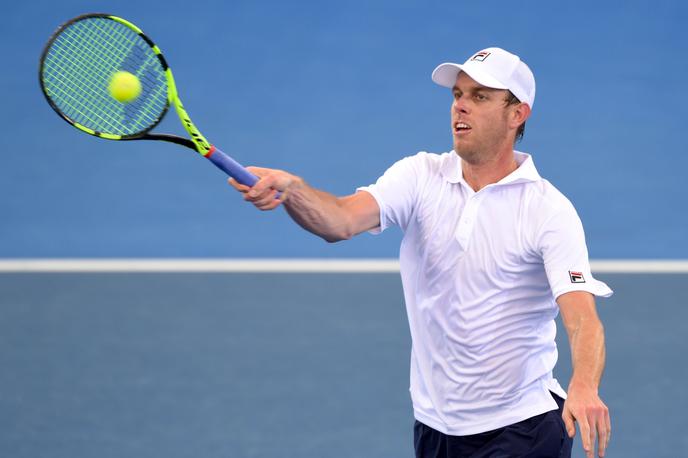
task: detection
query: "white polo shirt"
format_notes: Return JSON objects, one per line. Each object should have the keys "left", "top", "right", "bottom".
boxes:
{"left": 358, "top": 150, "right": 612, "bottom": 436}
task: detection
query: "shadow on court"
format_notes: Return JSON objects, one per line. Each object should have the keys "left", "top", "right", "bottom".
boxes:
{"left": 0, "top": 273, "right": 685, "bottom": 457}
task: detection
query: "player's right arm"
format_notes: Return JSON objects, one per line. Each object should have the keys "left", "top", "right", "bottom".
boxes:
{"left": 229, "top": 166, "right": 380, "bottom": 242}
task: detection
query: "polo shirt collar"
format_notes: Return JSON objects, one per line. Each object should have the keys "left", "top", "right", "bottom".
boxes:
{"left": 441, "top": 150, "right": 542, "bottom": 186}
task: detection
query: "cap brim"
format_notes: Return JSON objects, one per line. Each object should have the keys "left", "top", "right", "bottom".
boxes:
{"left": 431, "top": 62, "right": 509, "bottom": 90}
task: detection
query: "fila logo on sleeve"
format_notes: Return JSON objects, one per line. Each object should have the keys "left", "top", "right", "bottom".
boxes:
{"left": 569, "top": 271, "right": 586, "bottom": 283}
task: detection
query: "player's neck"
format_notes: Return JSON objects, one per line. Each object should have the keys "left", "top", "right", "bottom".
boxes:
{"left": 461, "top": 148, "right": 518, "bottom": 192}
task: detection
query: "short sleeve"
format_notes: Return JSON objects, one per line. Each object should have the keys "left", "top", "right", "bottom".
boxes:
{"left": 537, "top": 201, "right": 613, "bottom": 300}
{"left": 356, "top": 154, "right": 421, "bottom": 234}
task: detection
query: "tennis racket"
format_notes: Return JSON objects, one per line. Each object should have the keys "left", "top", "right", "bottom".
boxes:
{"left": 39, "top": 13, "right": 258, "bottom": 186}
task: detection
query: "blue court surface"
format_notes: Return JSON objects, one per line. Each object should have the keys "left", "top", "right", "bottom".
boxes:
{"left": 3, "top": 1, "right": 686, "bottom": 456}
{"left": 1, "top": 271, "right": 686, "bottom": 457}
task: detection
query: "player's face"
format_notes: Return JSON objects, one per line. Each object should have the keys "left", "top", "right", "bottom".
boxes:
{"left": 451, "top": 72, "right": 514, "bottom": 164}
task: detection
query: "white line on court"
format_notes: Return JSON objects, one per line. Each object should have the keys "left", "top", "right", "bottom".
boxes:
{"left": 0, "top": 259, "right": 399, "bottom": 273}
{"left": 0, "top": 259, "right": 687, "bottom": 273}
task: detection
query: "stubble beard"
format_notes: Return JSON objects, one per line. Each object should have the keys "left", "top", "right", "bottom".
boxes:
{"left": 454, "top": 133, "right": 502, "bottom": 166}
{"left": 454, "top": 142, "right": 482, "bottom": 165}
{"left": 453, "top": 116, "right": 511, "bottom": 166}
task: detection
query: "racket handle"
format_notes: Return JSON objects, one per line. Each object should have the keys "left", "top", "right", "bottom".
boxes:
{"left": 206, "top": 146, "right": 259, "bottom": 186}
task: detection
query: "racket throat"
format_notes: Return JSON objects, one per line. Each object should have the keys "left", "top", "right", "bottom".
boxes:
{"left": 167, "top": 73, "right": 213, "bottom": 156}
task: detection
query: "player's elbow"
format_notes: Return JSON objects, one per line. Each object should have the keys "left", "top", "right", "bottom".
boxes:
{"left": 321, "top": 212, "right": 360, "bottom": 243}
{"left": 323, "top": 230, "right": 354, "bottom": 243}
{"left": 319, "top": 203, "right": 371, "bottom": 243}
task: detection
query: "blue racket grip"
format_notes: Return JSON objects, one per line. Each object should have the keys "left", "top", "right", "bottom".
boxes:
{"left": 206, "top": 146, "right": 258, "bottom": 186}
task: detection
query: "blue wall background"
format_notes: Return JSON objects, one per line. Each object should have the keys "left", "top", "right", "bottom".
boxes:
{"left": 1, "top": 0, "right": 686, "bottom": 258}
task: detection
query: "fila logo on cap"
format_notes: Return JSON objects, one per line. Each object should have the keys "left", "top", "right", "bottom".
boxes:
{"left": 470, "top": 51, "right": 491, "bottom": 62}
{"left": 569, "top": 271, "right": 586, "bottom": 283}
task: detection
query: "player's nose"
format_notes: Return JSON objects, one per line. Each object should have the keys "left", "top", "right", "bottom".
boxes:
{"left": 452, "top": 97, "right": 469, "bottom": 114}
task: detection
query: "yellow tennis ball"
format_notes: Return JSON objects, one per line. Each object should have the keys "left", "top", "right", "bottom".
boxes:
{"left": 108, "top": 71, "right": 142, "bottom": 103}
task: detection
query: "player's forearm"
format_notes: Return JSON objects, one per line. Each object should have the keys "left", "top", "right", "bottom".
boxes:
{"left": 567, "top": 317, "right": 606, "bottom": 391}
{"left": 284, "top": 179, "right": 355, "bottom": 242}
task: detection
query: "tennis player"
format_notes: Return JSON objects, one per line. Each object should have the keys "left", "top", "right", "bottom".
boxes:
{"left": 231, "top": 47, "right": 612, "bottom": 458}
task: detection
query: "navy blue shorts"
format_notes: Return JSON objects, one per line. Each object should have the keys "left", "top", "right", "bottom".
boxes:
{"left": 413, "top": 392, "right": 573, "bottom": 458}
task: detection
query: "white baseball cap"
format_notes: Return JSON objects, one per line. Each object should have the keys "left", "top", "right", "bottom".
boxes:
{"left": 431, "top": 47, "right": 536, "bottom": 108}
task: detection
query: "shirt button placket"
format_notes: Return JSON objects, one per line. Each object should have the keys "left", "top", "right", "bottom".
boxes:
{"left": 456, "top": 195, "right": 478, "bottom": 249}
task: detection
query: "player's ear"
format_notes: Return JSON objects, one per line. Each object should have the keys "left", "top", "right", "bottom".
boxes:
{"left": 510, "top": 103, "right": 531, "bottom": 130}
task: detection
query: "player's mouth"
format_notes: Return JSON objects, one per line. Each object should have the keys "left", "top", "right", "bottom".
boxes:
{"left": 454, "top": 121, "right": 472, "bottom": 136}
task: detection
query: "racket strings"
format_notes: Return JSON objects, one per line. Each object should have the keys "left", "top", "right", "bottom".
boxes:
{"left": 71, "top": 19, "right": 166, "bottom": 129}
{"left": 44, "top": 26, "right": 161, "bottom": 134}
{"left": 48, "top": 37, "right": 163, "bottom": 131}
{"left": 41, "top": 16, "right": 168, "bottom": 136}
{"left": 46, "top": 40, "right": 137, "bottom": 133}
{"left": 50, "top": 18, "right": 165, "bottom": 124}
{"left": 44, "top": 23, "right": 134, "bottom": 127}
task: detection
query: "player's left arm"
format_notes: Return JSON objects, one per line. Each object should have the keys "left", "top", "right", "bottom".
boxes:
{"left": 557, "top": 291, "right": 611, "bottom": 458}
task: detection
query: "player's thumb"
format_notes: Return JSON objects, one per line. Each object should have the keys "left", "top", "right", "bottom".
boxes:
{"left": 227, "top": 177, "right": 240, "bottom": 189}
{"left": 562, "top": 409, "right": 576, "bottom": 438}
{"left": 245, "top": 166, "right": 267, "bottom": 177}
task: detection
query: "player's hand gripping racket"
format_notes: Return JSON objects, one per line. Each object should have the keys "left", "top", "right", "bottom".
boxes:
{"left": 39, "top": 13, "right": 258, "bottom": 186}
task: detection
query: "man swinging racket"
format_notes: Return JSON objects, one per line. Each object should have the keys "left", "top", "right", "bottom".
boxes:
{"left": 231, "top": 47, "right": 612, "bottom": 458}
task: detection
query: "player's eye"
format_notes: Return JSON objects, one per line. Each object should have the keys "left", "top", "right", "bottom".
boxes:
{"left": 474, "top": 93, "right": 487, "bottom": 101}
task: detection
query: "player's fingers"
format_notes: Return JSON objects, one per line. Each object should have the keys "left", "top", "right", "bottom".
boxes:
{"left": 578, "top": 416, "right": 593, "bottom": 458}
{"left": 247, "top": 186, "right": 275, "bottom": 203}
{"left": 589, "top": 418, "right": 600, "bottom": 458}
{"left": 256, "top": 191, "right": 282, "bottom": 211}
{"left": 249, "top": 167, "right": 296, "bottom": 193}
{"left": 257, "top": 200, "right": 282, "bottom": 211}
{"left": 234, "top": 167, "right": 270, "bottom": 192}
{"left": 250, "top": 174, "right": 279, "bottom": 196}
{"left": 562, "top": 405, "right": 576, "bottom": 438}
{"left": 253, "top": 190, "right": 280, "bottom": 209}
{"left": 242, "top": 167, "right": 292, "bottom": 203}
{"left": 244, "top": 173, "right": 277, "bottom": 198}
{"left": 597, "top": 408, "right": 611, "bottom": 457}
{"left": 598, "top": 429, "right": 608, "bottom": 457}
{"left": 228, "top": 178, "right": 250, "bottom": 192}
{"left": 605, "top": 409, "right": 612, "bottom": 447}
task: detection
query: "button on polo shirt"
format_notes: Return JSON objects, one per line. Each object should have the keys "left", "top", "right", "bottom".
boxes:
{"left": 358, "top": 151, "right": 612, "bottom": 436}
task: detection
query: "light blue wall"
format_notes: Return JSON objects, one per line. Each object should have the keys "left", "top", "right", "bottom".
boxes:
{"left": 2, "top": 0, "right": 686, "bottom": 258}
